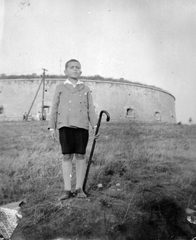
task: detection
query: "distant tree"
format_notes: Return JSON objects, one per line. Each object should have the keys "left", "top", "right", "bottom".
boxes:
{"left": 0, "top": 105, "right": 4, "bottom": 114}
{"left": 49, "top": 74, "right": 62, "bottom": 78}
{"left": 32, "top": 73, "right": 38, "bottom": 78}
{"left": 91, "top": 75, "right": 104, "bottom": 80}
{"left": 0, "top": 74, "right": 6, "bottom": 78}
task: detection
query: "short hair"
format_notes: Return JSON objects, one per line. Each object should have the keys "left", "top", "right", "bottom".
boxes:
{"left": 65, "top": 59, "right": 81, "bottom": 69}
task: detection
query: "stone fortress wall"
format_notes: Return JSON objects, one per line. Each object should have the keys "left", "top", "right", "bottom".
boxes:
{"left": 0, "top": 79, "right": 176, "bottom": 123}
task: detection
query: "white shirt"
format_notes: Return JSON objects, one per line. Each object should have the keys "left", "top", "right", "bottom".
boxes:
{"left": 64, "top": 79, "right": 83, "bottom": 88}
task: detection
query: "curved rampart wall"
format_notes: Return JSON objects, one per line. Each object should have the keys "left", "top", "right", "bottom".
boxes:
{"left": 0, "top": 79, "right": 176, "bottom": 123}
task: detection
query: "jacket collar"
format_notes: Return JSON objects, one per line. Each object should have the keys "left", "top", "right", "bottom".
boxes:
{"left": 64, "top": 80, "right": 84, "bottom": 93}
{"left": 64, "top": 79, "right": 83, "bottom": 87}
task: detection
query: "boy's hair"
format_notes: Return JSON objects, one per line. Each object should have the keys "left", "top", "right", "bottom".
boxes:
{"left": 65, "top": 59, "right": 81, "bottom": 69}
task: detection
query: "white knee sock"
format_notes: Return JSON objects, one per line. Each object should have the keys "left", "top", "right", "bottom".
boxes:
{"left": 76, "top": 159, "right": 86, "bottom": 190}
{"left": 62, "top": 160, "right": 72, "bottom": 191}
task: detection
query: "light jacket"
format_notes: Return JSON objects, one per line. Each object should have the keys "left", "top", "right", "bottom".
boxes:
{"left": 48, "top": 82, "right": 98, "bottom": 130}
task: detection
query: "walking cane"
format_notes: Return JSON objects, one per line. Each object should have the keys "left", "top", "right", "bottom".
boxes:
{"left": 83, "top": 110, "right": 110, "bottom": 193}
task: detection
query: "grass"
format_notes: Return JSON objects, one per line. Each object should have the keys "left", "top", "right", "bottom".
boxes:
{"left": 0, "top": 120, "right": 196, "bottom": 239}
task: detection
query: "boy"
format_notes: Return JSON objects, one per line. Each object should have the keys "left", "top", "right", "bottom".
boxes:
{"left": 48, "top": 59, "right": 98, "bottom": 200}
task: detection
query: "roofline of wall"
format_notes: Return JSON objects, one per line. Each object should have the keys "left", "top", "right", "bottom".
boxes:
{"left": 82, "top": 79, "right": 176, "bottom": 101}
{"left": 0, "top": 78, "right": 176, "bottom": 100}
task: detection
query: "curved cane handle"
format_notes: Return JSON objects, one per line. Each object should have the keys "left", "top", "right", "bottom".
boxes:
{"left": 100, "top": 110, "right": 110, "bottom": 122}
{"left": 95, "top": 111, "right": 110, "bottom": 135}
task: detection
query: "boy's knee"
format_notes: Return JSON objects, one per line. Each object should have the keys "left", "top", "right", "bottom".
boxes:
{"left": 75, "top": 153, "right": 85, "bottom": 160}
{"left": 63, "top": 154, "right": 73, "bottom": 161}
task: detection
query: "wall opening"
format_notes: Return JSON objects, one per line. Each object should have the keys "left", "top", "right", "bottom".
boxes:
{"left": 41, "top": 105, "right": 50, "bottom": 120}
{"left": 43, "top": 105, "right": 50, "bottom": 113}
{"left": 126, "top": 108, "right": 135, "bottom": 118}
{"left": 154, "top": 111, "right": 161, "bottom": 121}
{"left": 0, "top": 105, "right": 4, "bottom": 114}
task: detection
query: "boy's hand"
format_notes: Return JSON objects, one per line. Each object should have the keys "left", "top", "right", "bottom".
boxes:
{"left": 93, "top": 126, "right": 99, "bottom": 141}
{"left": 50, "top": 129, "right": 56, "bottom": 140}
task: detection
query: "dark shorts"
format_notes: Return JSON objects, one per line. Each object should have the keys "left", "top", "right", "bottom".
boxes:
{"left": 59, "top": 127, "right": 89, "bottom": 154}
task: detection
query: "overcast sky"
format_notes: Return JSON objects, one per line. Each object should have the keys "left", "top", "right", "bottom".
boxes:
{"left": 0, "top": 0, "right": 196, "bottom": 124}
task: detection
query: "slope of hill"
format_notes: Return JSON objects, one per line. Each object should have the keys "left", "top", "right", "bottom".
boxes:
{"left": 0, "top": 121, "right": 196, "bottom": 239}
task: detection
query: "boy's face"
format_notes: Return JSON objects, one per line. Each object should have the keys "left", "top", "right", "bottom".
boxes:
{"left": 65, "top": 61, "right": 82, "bottom": 79}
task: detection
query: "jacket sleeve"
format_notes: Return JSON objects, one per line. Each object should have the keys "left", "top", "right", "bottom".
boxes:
{"left": 87, "top": 90, "right": 98, "bottom": 128}
{"left": 48, "top": 85, "right": 61, "bottom": 130}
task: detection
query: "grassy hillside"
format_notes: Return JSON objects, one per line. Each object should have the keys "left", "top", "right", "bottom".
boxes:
{"left": 0, "top": 121, "right": 196, "bottom": 239}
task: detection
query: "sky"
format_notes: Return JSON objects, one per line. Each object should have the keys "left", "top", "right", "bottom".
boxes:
{"left": 0, "top": 0, "right": 196, "bottom": 124}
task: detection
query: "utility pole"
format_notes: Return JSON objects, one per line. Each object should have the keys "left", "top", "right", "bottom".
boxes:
{"left": 25, "top": 78, "right": 43, "bottom": 121}
{"left": 41, "top": 68, "right": 48, "bottom": 120}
